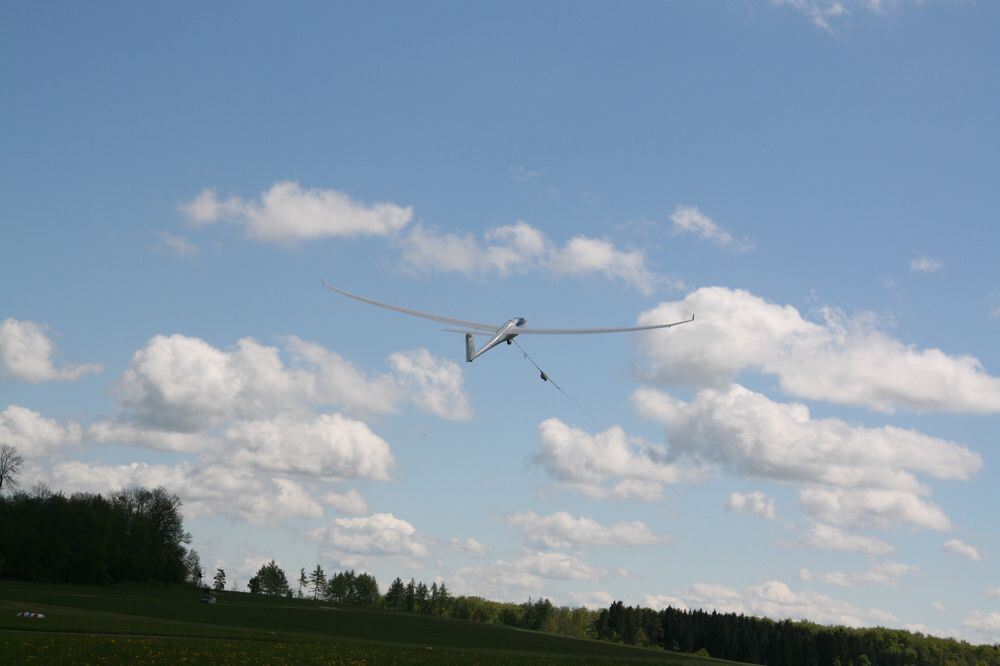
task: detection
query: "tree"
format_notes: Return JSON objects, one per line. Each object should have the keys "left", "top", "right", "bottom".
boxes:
{"left": 384, "top": 577, "right": 406, "bottom": 611}
{"left": 298, "top": 567, "right": 308, "bottom": 598}
{"left": 213, "top": 568, "right": 226, "bottom": 592}
{"left": 354, "top": 572, "right": 380, "bottom": 607}
{"left": 309, "top": 564, "right": 327, "bottom": 600}
{"left": 253, "top": 560, "right": 290, "bottom": 596}
{"left": 0, "top": 444, "right": 24, "bottom": 494}
{"left": 183, "top": 549, "right": 203, "bottom": 586}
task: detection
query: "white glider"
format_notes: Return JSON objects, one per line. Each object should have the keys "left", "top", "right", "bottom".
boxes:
{"left": 323, "top": 281, "right": 694, "bottom": 362}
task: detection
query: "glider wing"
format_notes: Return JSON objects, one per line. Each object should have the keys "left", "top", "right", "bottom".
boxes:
{"left": 322, "top": 281, "right": 498, "bottom": 332}
{"left": 517, "top": 315, "right": 694, "bottom": 335}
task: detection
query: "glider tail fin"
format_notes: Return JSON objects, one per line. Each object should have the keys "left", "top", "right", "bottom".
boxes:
{"left": 465, "top": 333, "right": 476, "bottom": 363}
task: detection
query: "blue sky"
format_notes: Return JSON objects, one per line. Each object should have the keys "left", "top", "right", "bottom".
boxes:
{"left": 2, "top": 0, "right": 998, "bottom": 642}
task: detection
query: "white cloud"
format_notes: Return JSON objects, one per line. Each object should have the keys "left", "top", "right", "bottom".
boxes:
{"left": 310, "top": 513, "right": 429, "bottom": 566}
{"left": 658, "top": 579, "right": 896, "bottom": 627}
{"left": 988, "top": 292, "right": 1000, "bottom": 320}
{"left": 387, "top": 348, "right": 473, "bottom": 421}
{"left": 746, "top": 580, "right": 896, "bottom": 626}
{"left": 548, "top": 236, "right": 661, "bottom": 295}
{"left": 910, "top": 255, "right": 943, "bottom": 273}
{"left": 86, "top": 420, "right": 209, "bottom": 453}
{"left": 635, "top": 384, "right": 975, "bottom": 530}
{"left": 180, "top": 182, "right": 413, "bottom": 245}
{"left": 453, "top": 551, "right": 605, "bottom": 602}
{"left": 449, "top": 537, "right": 489, "bottom": 557}
{"left": 507, "top": 510, "right": 665, "bottom": 550}
{"left": 568, "top": 590, "right": 615, "bottom": 609}
{"left": 669, "top": 205, "right": 753, "bottom": 251}
{"left": 802, "top": 523, "right": 893, "bottom": 556}
{"left": 932, "top": 601, "right": 947, "bottom": 612}
{"left": 636, "top": 287, "right": 1000, "bottom": 414}
{"left": 986, "top": 587, "right": 1000, "bottom": 599}
{"left": 321, "top": 489, "right": 368, "bottom": 516}
{"left": 225, "top": 413, "right": 394, "bottom": 481}
{"left": 0, "top": 318, "right": 102, "bottom": 383}
{"left": 799, "top": 561, "right": 917, "bottom": 588}
{"left": 399, "top": 221, "right": 665, "bottom": 294}
{"left": 642, "top": 594, "right": 690, "bottom": 611}
{"left": 799, "top": 487, "right": 951, "bottom": 531}
{"left": 45, "top": 460, "right": 324, "bottom": 526}
{"left": 0, "top": 405, "right": 82, "bottom": 458}
{"left": 155, "top": 231, "right": 200, "bottom": 257}
{"left": 772, "top": 0, "right": 851, "bottom": 33}
{"left": 117, "top": 334, "right": 246, "bottom": 432}
{"left": 114, "top": 334, "right": 470, "bottom": 436}
{"left": 943, "top": 539, "right": 982, "bottom": 562}
{"left": 509, "top": 165, "right": 541, "bottom": 182}
{"left": 533, "top": 418, "right": 696, "bottom": 500}
{"left": 725, "top": 491, "right": 776, "bottom": 520}
{"left": 963, "top": 611, "right": 1000, "bottom": 643}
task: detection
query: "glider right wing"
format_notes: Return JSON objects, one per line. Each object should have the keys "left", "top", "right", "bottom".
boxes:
{"left": 322, "top": 281, "right": 499, "bottom": 332}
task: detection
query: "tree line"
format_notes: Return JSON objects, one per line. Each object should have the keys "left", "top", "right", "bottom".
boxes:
{"left": 240, "top": 559, "right": 999, "bottom": 665}
{"left": 593, "top": 601, "right": 1000, "bottom": 666}
{"left": 0, "top": 485, "right": 189, "bottom": 584}
{"left": 241, "top": 560, "right": 594, "bottom": 636}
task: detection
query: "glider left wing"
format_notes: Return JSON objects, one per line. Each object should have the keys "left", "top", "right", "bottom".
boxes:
{"left": 322, "top": 281, "right": 498, "bottom": 332}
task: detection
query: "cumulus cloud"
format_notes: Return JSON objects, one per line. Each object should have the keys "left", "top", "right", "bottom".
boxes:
{"left": 449, "top": 537, "right": 489, "bottom": 557}
{"left": 772, "top": 0, "right": 851, "bottom": 33}
{"left": 943, "top": 539, "right": 982, "bottom": 562}
{"left": 0, "top": 405, "right": 82, "bottom": 458}
{"left": 963, "top": 611, "right": 1000, "bottom": 643}
{"left": 321, "top": 489, "right": 368, "bottom": 516}
{"left": 452, "top": 551, "right": 605, "bottom": 602}
{"left": 86, "top": 420, "right": 209, "bottom": 453}
{"left": 46, "top": 460, "right": 323, "bottom": 526}
{"left": 310, "top": 513, "right": 429, "bottom": 567}
{"left": 799, "top": 487, "right": 951, "bottom": 531}
{"left": 725, "top": 491, "right": 777, "bottom": 519}
{"left": 533, "top": 418, "right": 697, "bottom": 500}
{"left": 225, "top": 413, "right": 394, "bottom": 481}
{"left": 636, "top": 287, "right": 1000, "bottom": 414}
{"left": 910, "top": 255, "right": 943, "bottom": 273}
{"left": 399, "top": 221, "right": 665, "bottom": 294}
{"left": 155, "top": 231, "right": 200, "bottom": 257}
{"left": 0, "top": 318, "right": 102, "bottom": 383}
{"left": 509, "top": 165, "right": 541, "bottom": 182}
{"left": 568, "top": 591, "right": 615, "bottom": 610}
{"left": 643, "top": 594, "right": 690, "bottom": 611}
{"left": 986, "top": 587, "right": 1000, "bottom": 599}
{"left": 387, "top": 349, "right": 473, "bottom": 421}
{"left": 114, "top": 334, "right": 471, "bottom": 437}
{"left": 704, "top": 579, "right": 893, "bottom": 627}
{"left": 180, "top": 182, "right": 413, "bottom": 245}
{"left": 802, "top": 523, "right": 893, "bottom": 556}
{"left": 669, "top": 205, "right": 753, "bottom": 251}
{"left": 799, "top": 561, "right": 917, "bottom": 588}
{"left": 635, "top": 383, "right": 976, "bottom": 530}
{"left": 507, "top": 511, "right": 665, "bottom": 549}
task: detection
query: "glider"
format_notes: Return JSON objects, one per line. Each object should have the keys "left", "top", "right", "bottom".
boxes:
{"left": 322, "top": 281, "right": 693, "bottom": 362}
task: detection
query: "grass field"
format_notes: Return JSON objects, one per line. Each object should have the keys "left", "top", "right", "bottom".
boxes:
{"left": 0, "top": 581, "right": 749, "bottom": 664}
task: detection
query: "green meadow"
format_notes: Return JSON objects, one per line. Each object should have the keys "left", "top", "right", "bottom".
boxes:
{"left": 0, "top": 581, "right": 746, "bottom": 664}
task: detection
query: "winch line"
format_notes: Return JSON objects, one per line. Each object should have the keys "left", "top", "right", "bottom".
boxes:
{"left": 512, "top": 340, "right": 603, "bottom": 430}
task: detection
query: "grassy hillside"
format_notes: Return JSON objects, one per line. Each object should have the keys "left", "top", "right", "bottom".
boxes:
{"left": 0, "top": 581, "right": 748, "bottom": 664}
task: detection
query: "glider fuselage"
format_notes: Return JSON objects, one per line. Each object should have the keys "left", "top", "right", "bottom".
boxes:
{"left": 466, "top": 317, "right": 526, "bottom": 362}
